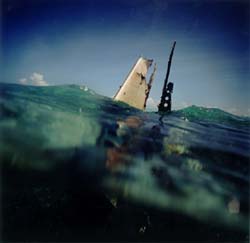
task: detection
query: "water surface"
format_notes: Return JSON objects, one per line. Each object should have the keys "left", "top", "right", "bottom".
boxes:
{"left": 1, "top": 83, "right": 249, "bottom": 242}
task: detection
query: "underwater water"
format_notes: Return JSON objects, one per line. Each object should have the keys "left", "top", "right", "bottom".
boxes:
{"left": 0, "top": 83, "right": 249, "bottom": 242}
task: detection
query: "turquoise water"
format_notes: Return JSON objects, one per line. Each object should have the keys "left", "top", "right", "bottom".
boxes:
{"left": 1, "top": 83, "right": 249, "bottom": 241}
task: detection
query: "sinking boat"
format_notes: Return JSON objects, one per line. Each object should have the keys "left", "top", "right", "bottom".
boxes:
{"left": 113, "top": 57, "right": 156, "bottom": 110}
{"left": 114, "top": 41, "right": 176, "bottom": 112}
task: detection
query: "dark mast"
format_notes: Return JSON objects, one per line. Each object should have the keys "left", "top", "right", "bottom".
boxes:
{"left": 158, "top": 41, "right": 176, "bottom": 112}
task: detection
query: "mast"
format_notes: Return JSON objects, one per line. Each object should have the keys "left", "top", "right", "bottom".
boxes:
{"left": 144, "top": 63, "right": 157, "bottom": 109}
{"left": 158, "top": 41, "right": 176, "bottom": 112}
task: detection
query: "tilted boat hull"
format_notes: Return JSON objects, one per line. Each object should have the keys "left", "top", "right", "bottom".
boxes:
{"left": 114, "top": 57, "right": 153, "bottom": 110}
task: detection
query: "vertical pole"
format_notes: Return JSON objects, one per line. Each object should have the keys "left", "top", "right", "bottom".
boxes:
{"left": 158, "top": 41, "right": 176, "bottom": 112}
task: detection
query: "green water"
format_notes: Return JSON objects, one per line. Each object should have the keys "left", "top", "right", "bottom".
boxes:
{"left": 1, "top": 83, "right": 249, "bottom": 242}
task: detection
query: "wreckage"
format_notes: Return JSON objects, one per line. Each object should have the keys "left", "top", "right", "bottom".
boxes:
{"left": 114, "top": 41, "right": 176, "bottom": 112}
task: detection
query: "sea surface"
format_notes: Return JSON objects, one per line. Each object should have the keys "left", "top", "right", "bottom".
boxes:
{"left": 1, "top": 83, "right": 249, "bottom": 242}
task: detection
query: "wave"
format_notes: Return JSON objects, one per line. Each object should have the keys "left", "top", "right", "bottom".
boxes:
{"left": 1, "top": 82, "right": 249, "bottom": 240}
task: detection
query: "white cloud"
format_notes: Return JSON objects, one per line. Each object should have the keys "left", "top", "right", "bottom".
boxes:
{"left": 30, "top": 72, "right": 48, "bottom": 86}
{"left": 18, "top": 72, "right": 49, "bottom": 86}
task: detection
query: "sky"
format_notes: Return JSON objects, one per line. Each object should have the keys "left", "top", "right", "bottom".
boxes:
{"left": 2, "top": 0, "right": 250, "bottom": 115}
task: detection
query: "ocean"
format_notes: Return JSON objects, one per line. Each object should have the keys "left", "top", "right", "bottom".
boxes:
{"left": 1, "top": 83, "right": 249, "bottom": 242}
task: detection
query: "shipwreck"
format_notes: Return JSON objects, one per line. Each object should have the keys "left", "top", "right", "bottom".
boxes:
{"left": 114, "top": 41, "right": 176, "bottom": 113}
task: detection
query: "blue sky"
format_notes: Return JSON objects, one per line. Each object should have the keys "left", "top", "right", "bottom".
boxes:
{"left": 2, "top": 0, "right": 250, "bottom": 115}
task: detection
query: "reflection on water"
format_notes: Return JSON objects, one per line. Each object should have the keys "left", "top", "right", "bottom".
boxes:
{"left": 1, "top": 83, "right": 249, "bottom": 241}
